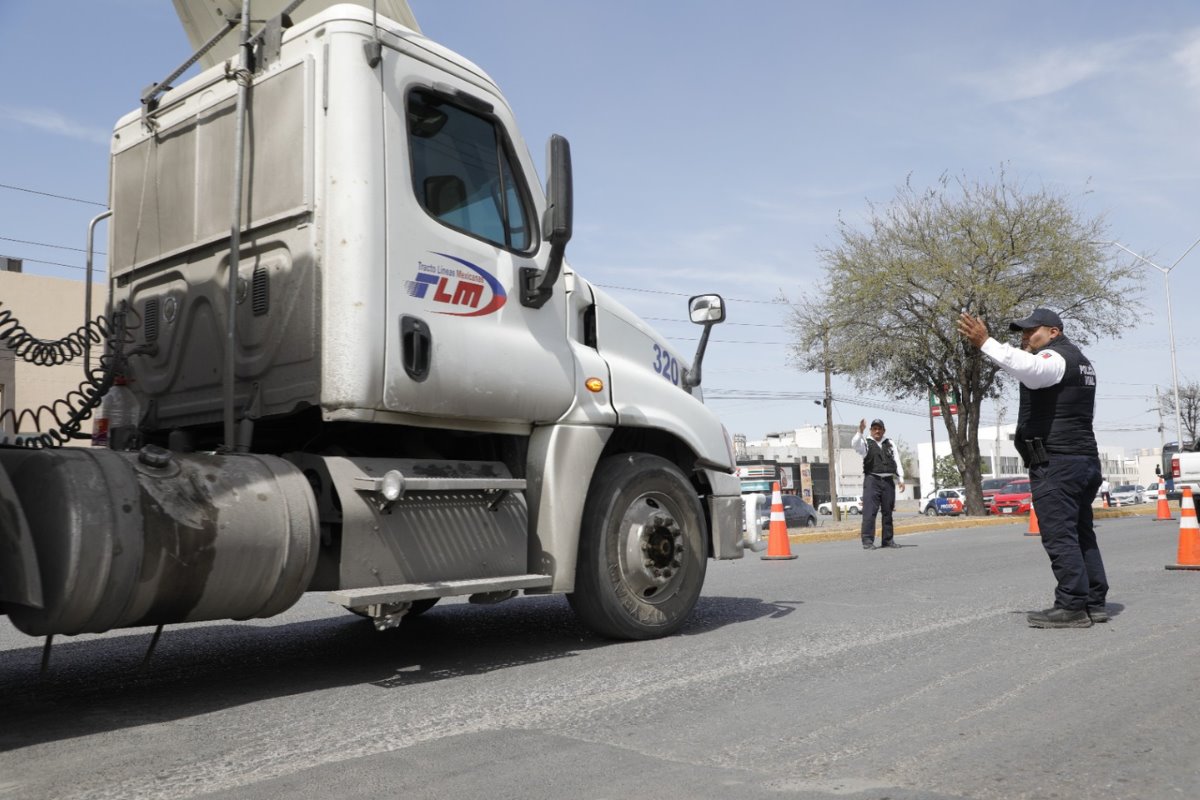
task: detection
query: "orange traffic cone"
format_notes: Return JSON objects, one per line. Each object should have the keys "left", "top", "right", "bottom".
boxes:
{"left": 1025, "top": 503, "right": 1040, "bottom": 536}
{"left": 1166, "top": 486, "right": 1200, "bottom": 571}
{"left": 761, "top": 481, "right": 797, "bottom": 561}
{"left": 1102, "top": 495, "right": 1109, "bottom": 508}
{"left": 1155, "top": 485, "right": 1174, "bottom": 521}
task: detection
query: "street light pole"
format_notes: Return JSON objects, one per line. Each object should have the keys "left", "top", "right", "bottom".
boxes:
{"left": 1102, "top": 236, "right": 1200, "bottom": 451}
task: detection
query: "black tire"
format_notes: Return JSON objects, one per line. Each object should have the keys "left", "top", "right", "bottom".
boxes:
{"left": 849, "top": 507, "right": 860, "bottom": 515}
{"left": 805, "top": 515, "right": 817, "bottom": 528}
{"left": 924, "top": 506, "right": 937, "bottom": 517}
{"left": 568, "top": 453, "right": 707, "bottom": 640}
{"left": 348, "top": 597, "right": 439, "bottom": 621}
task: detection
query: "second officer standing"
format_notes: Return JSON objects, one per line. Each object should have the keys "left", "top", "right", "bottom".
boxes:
{"left": 852, "top": 418, "right": 906, "bottom": 549}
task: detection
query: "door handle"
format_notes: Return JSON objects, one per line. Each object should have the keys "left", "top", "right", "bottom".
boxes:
{"left": 400, "top": 315, "right": 431, "bottom": 382}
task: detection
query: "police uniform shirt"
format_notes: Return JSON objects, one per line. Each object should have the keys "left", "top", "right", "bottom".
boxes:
{"left": 981, "top": 333, "right": 1098, "bottom": 459}
{"left": 979, "top": 337, "right": 1065, "bottom": 389}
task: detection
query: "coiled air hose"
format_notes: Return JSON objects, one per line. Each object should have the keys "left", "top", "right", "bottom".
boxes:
{"left": 0, "top": 302, "right": 135, "bottom": 448}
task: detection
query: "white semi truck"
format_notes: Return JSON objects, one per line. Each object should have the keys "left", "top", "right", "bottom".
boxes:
{"left": 0, "top": 0, "right": 751, "bottom": 647}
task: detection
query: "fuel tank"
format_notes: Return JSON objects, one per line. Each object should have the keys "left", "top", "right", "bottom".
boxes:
{"left": 0, "top": 447, "right": 319, "bottom": 637}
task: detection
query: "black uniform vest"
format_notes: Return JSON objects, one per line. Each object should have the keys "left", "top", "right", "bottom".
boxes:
{"left": 1015, "top": 335, "right": 1098, "bottom": 457}
{"left": 863, "top": 438, "right": 898, "bottom": 474}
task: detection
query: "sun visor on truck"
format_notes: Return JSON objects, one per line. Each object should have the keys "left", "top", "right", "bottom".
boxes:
{"left": 172, "top": 0, "right": 421, "bottom": 70}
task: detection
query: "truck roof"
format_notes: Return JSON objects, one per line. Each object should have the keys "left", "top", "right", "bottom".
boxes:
{"left": 173, "top": 0, "right": 421, "bottom": 69}
{"left": 117, "top": 3, "right": 498, "bottom": 132}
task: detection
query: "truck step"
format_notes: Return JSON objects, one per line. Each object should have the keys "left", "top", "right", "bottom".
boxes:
{"left": 353, "top": 474, "right": 525, "bottom": 493}
{"left": 329, "top": 574, "right": 552, "bottom": 607}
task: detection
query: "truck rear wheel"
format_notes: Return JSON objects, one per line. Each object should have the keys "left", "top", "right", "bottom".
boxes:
{"left": 568, "top": 453, "right": 707, "bottom": 640}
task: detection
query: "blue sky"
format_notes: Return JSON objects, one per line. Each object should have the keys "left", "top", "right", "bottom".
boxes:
{"left": 2, "top": 1, "right": 1199, "bottom": 455}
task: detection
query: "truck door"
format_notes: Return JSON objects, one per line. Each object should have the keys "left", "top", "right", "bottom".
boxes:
{"left": 381, "top": 53, "right": 575, "bottom": 426}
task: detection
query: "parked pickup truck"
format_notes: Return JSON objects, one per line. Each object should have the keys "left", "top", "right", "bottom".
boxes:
{"left": 1170, "top": 450, "right": 1200, "bottom": 499}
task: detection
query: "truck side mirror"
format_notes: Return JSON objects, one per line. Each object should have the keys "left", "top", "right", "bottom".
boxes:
{"left": 521, "top": 134, "right": 574, "bottom": 308}
{"left": 688, "top": 294, "right": 726, "bottom": 325}
{"left": 682, "top": 294, "right": 725, "bottom": 388}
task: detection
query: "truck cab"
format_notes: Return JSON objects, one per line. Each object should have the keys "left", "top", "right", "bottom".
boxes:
{"left": 0, "top": 1, "right": 748, "bottom": 645}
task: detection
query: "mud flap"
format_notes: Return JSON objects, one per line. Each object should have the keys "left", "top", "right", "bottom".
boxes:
{"left": 0, "top": 450, "right": 42, "bottom": 609}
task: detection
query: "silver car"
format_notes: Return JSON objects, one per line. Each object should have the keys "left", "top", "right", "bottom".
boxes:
{"left": 1109, "top": 484, "right": 1143, "bottom": 505}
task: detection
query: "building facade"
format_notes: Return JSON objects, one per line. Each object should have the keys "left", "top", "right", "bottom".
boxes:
{"left": 0, "top": 270, "right": 106, "bottom": 446}
{"left": 737, "top": 424, "right": 914, "bottom": 505}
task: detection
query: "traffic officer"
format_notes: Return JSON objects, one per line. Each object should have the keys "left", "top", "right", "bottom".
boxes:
{"left": 851, "top": 418, "right": 905, "bottom": 549}
{"left": 958, "top": 307, "right": 1107, "bottom": 628}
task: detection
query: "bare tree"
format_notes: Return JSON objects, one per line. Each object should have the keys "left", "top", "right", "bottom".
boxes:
{"left": 787, "top": 168, "right": 1143, "bottom": 514}
{"left": 1161, "top": 378, "right": 1200, "bottom": 445}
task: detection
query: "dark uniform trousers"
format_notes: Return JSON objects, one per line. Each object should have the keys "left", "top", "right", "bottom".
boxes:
{"left": 861, "top": 473, "right": 896, "bottom": 546}
{"left": 1029, "top": 454, "right": 1107, "bottom": 610}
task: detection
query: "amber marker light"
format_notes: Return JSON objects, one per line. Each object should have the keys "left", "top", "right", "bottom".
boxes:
{"left": 585, "top": 377, "right": 604, "bottom": 393}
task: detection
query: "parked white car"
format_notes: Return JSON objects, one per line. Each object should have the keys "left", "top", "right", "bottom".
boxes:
{"left": 817, "top": 495, "right": 863, "bottom": 515}
{"left": 1109, "top": 484, "right": 1144, "bottom": 505}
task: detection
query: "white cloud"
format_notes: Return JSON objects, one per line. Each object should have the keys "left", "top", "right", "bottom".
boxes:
{"left": 959, "top": 36, "right": 1157, "bottom": 104}
{"left": 1171, "top": 31, "right": 1200, "bottom": 89}
{"left": 0, "top": 106, "right": 110, "bottom": 145}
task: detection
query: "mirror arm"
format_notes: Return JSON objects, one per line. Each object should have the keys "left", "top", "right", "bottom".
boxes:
{"left": 683, "top": 323, "right": 714, "bottom": 388}
{"left": 520, "top": 240, "right": 564, "bottom": 309}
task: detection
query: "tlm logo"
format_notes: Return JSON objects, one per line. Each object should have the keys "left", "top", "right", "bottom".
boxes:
{"left": 405, "top": 273, "right": 483, "bottom": 308}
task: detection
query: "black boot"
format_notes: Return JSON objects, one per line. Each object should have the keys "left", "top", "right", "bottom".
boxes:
{"left": 1026, "top": 607, "right": 1092, "bottom": 629}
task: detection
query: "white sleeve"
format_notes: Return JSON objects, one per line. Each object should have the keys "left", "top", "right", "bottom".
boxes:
{"left": 850, "top": 431, "right": 867, "bottom": 457}
{"left": 979, "top": 338, "right": 1065, "bottom": 389}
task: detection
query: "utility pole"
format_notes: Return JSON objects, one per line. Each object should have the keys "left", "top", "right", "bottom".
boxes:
{"left": 928, "top": 393, "right": 938, "bottom": 494}
{"left": 992, "top": 403, "right": 1004, "bottom": 477}
{"left": 1156, "top": 386, "right": 1167, "bottom": 452}
{"left": 823, "top": 330, "right": 840, "bottom": 522}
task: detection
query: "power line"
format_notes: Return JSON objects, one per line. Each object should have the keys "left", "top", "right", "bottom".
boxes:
{"left": 705, "top": 388, "right": 934, "bottom": 418}
{"left": 0, "top": 182, "right": 106, "bottom": 207}
{"left": 595, "top": 283, "right": 782, "bottom": 305}
{"left": 642, "top": 315, "right": 786, "bottom": 329}
{"left": 12, "top": 256, "right": 105, "bottom": 273}
{"left": 0, "top": 235, "right": 106, "bottom": 255}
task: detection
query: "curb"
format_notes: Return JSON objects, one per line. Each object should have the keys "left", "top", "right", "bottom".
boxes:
{"left": 785, "top": 503, "right": 1157, "bottom": 546}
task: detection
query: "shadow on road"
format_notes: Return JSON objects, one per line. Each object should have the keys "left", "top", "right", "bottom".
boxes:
{"left": 0, "top": 593, "right": 788, "bottom": 750}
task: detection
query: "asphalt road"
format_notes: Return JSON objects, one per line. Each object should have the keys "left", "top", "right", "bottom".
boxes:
{"left": 2, "top": 513, "right": 1197, "bottom": 800}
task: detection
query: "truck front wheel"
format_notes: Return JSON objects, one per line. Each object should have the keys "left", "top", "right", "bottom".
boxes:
{"left": 568, "top": 454, "right": 707, "bottom": 640}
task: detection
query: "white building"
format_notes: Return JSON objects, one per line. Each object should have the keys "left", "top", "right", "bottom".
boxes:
{"left": 915, "top": 423, "right": 1142, "bottom": 493}
{"left": 1128, "top": 448, "right": 1166, "bottom": 487}
{"left": 742, "top": 424, "right": 911, "bottom": 500}
{"left": 739, "top": 421, "right": 1150, "bottom": 503}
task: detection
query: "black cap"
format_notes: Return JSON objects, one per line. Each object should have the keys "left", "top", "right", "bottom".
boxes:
{"left": 870, "top": 418, "right": 885, "bottom": 428}
{"left": 1008, "top": 307, "right": 1063, "bottom": 332}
